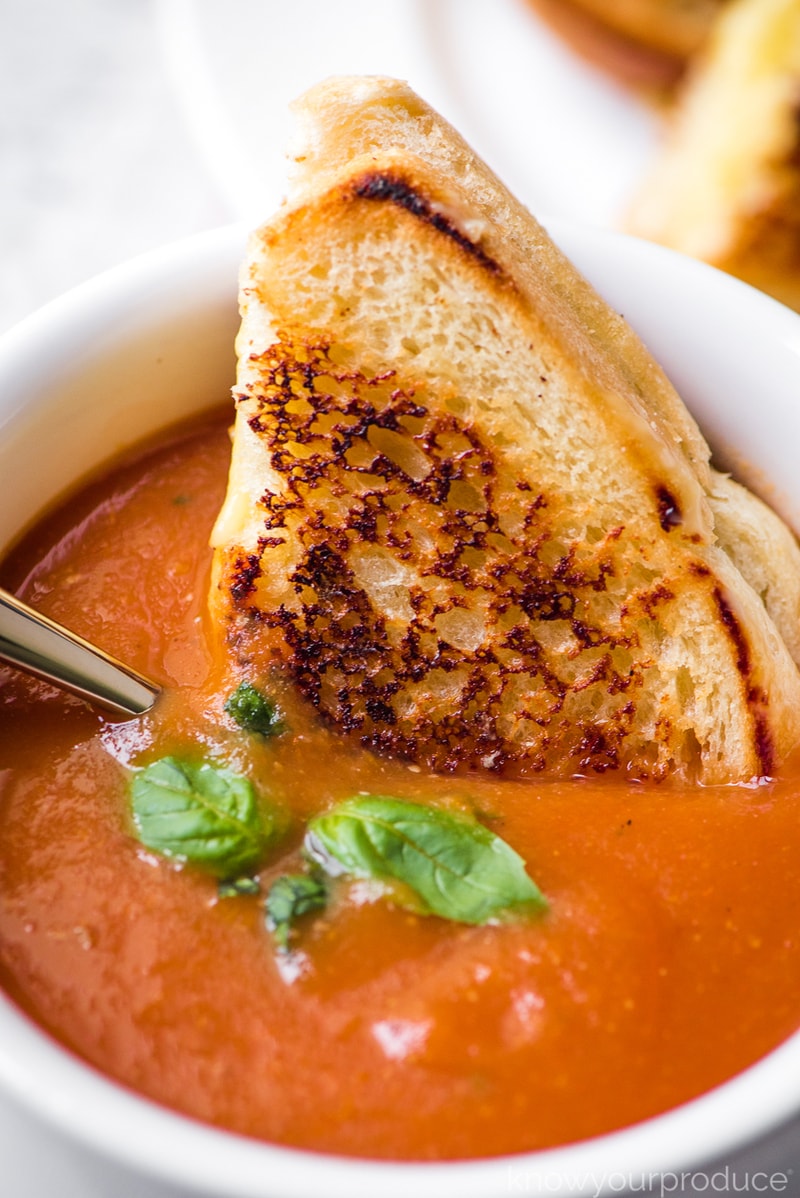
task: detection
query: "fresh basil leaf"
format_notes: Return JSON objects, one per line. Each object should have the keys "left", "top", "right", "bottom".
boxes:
{"left": 266, "top": 872, "right": 327, "bottom": 950}
{"left": 218, "top": 876, "right": 262, "bottom": 899}
{"left": 305, "top": 796, "right": 546, "bottom": 925}
{"left": 131, "top": 757, "right": 269, "bottom": 879}
{"left": 225, "top": 682, "right": 283, "bottom": 737}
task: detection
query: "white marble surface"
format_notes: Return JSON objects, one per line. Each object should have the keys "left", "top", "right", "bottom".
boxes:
{"left": 0, "top": 0, "right": 661, "bottom": 341}
{"left": 0, "top": 0, "right": 228, "bottom": 335}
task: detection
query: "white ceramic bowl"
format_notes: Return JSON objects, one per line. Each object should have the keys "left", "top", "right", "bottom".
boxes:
{"left": 2, "top": 222, "right": 800, "bottom": 1198}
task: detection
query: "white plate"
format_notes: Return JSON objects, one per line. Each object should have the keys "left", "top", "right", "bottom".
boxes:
{"left": 155, "top": 0, "right": 659, "bottom": 228}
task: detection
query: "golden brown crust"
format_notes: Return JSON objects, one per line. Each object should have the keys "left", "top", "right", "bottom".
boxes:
{"left": 211, "top": 76, "right": 800, "bottom": 784}
{"left": 717, "top": 191, "right": 800, "bottom": 312}
{"left": 277, "top": 95, "right": 716, "bottom": 511}
{"left": 525, "top": 0, "right": 723, "bottom": 91}
{"left": 627, "top": 0, "right": 800, "bottom": 312}
{"left": 219, "top": 336, "right": 669, "bottom": 776}
{"left": 216, "top": 328, "right": 784, "bottom": 780}
{"left": 558, "top": 0, "right": 723, "bottom": 58}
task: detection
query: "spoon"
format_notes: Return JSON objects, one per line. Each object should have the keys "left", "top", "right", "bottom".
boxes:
{"left": 0, "top": 586, "right": 160, "bottom": 717}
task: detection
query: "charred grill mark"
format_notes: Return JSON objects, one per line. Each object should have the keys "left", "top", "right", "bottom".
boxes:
{"left": 746, "top": 685, "right": 774, "bottom": 777}
{"left": 753, "top": 712, "right": 775, "bottom": 777}
{"left": 713, "top": 587, "right": 750, "bottom": 677}
{"left": 575, "top": 723, "right": 619, "bottom": 773}
{"left": 226, "top": 336, "right": 685, "bottom": 777}
{"left": 519, "top": 585, "right": 576, "bottom": 621}
{"left": 230, "top": 552, "right": 262, "bottom": 603}
{"left": 351, "top": 172, "right": 502, "bottom": 276}
{"left": 637, "top": 583, "right": 675, "bottom": 618}
{"left": 656, "top": 485, "right": 682, "bottom": 531}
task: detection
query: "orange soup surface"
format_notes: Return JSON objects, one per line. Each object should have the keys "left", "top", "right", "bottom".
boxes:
{"left": 2, "top": 409, "right": 800, "bottom": 1161}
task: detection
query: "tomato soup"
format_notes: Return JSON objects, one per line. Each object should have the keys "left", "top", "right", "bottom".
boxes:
{"left": 2, "top": 409, "right": 800, "bottom": 1161}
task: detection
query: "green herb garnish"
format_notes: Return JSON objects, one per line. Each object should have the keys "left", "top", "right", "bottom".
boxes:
{"left": 224, "top": 682, "right": 283, "bottom": 737}
{"left": 218, "top": 876, "right": 262, "bottom": 899}
{"left": 130, "top": 756, "right": 271, "bottom": 878}
{"left": 305, "top": 796, "right": 546, "bottom": 925}
{"left": 266, "top": 872, "right": 328, "bottom": 950}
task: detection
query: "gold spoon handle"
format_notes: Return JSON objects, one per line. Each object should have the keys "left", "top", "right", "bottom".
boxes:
{"left": 0, "top": 586, "right": 160, "bottom": 717}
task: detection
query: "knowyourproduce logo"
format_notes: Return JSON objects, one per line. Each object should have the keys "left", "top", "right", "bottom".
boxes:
{"left": 506, "top": 1166, "right": 793, "bottom": 1196}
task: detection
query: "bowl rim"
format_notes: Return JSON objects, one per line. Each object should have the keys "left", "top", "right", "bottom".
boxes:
{"left": 2, "top": 220, "right": 800, "bottom": 1197}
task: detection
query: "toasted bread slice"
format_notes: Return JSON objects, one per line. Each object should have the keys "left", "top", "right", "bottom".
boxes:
{"left": 709, "top": 472, "right": 800, "bottom": 666}
{"left": 211, "top": 76, "right": 800, "bottom": 784}
{"left": 527, "top": 0, "right": 722, "bottom": 90}
{"left": 551, "top": 0, "right": 722, "bottom": 60}
{"left": 627, "top": 0, "right": 800, "bottom": 312}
